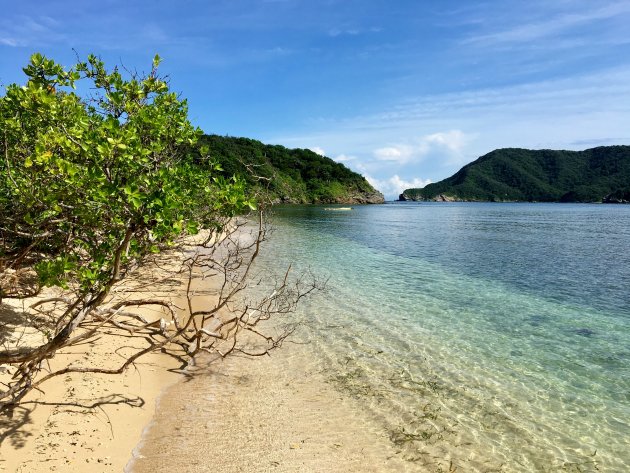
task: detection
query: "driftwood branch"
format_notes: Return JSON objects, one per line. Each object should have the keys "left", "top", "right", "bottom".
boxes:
{"left": 0, "top": 213, "right": 322, "bottom": 413}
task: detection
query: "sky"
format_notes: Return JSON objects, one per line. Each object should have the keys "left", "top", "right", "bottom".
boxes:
{"left": 2, "top": 0, "right": 630, "bottom": 199}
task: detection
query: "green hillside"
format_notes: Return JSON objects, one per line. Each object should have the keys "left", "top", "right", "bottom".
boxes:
{"left": 400, "top": 146, "right": 630, "bottom": 203}
{"left": 193, "top": 135, "right": 384, "bottom": 204}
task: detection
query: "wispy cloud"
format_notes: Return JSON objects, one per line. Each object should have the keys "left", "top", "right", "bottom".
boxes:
{"left": 265, "top": 46, "right": 293, "bottom": 55}
{"left": 464, "top": 2, "right": 630, "bottom": 47}
{"left": 328, "top": 26, "right": 382, "bottom": 37}
{"left": 334, "top": 154, "right": 356, "bottom": 163}
{"left": 0, "top": 15, "right": 64, "bottom": 47}
{"left": 328, "top": 28, "right": 360, "bottom": 37}
{"left": 0, "top": 10, "right": 193, "bottom": 54}
{"left": 569, "top": 138, "right": 621, "bottom": 147}
{"left": 141, "top": 23, "right": 170, "bottom": 44}
{"left": 309, "top": 146, "right": 326, "bottom": 156}
{"left": 0, "top": 38, "right": 20, "bottom": 47}
{"left": 346, "top": 66, "right": 630, "bottom": 138}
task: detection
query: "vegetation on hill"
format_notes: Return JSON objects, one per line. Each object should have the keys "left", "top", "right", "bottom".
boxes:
{"left": 400, "top": 146, "right": 630, "bottom": 203}
{"left": 192, "top": 135, "right": 384, "bottom": 204}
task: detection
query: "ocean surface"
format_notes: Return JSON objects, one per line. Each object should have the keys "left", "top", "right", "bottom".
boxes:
{"left": 253, "top": 202, "right": 630, "bottom": 472}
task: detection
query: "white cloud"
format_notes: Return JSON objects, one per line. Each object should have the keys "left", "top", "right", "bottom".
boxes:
{"left": 373, "top": 145, "right": 414, "bottom": 163}
{"left": 268, "top": 67, "right": 630, "bottom": 189}
{"left": 365, "top": 174, "right": 432, "bottom": 199}
{"left": 372, "top": 130, "right": 474, "bottom": 165}
{"left": 334, "top": 154, "right": 356, "bottom": 162}
{"left": 424, "top": 130, "right": 468, "bottom": 153}
{"left": 423, "top": 130, "right": 476, "bottom": 164}
{"left": 309, "top": 146, "right": 325, "bottom": 156}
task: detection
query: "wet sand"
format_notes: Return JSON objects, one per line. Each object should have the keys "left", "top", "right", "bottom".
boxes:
{"left": 128, "top": 339, "right": 414, "bottom": 472}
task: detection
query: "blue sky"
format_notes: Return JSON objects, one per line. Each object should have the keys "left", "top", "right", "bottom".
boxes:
{"left": 2, "top": 0, "right": 630, "bottom": 199}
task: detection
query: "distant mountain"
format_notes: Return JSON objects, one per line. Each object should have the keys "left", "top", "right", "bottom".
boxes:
{"left": 194, "top": 135, "right": 384, "bottom": 204}
{"left": 399, "top": 146, "right": 630, "bottom": 203}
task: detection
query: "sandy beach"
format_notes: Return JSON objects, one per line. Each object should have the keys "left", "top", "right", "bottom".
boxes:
{"left": 128, "top": 335, "right": 413, "bottom": 473}
{"left": 0, "top": 315, "right": 412, "bottom": 473}
{"left": 1, "top": 239, "right": 415, "bottom": 473}
{"left": 0, "top": 281, "right": 185, "bottom": 472}
{"left": 0, "top": 238, "right": 210, "bottom": 472}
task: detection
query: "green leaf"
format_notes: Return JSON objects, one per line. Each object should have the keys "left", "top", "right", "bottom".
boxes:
{"left": 1, "top": 52, "right": 237, "bottom": 298}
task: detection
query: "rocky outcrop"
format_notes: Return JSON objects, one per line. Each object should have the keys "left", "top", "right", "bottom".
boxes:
{"left": 342, "top": 190, "right": 385, "bottom": 204}
{"left": 602, "top": 190, "right": 630, "bottom": 203}
{"left": 433, "top": 194, "right": 457, "bottom": 202}
{"left": 272, "top": 190, "right": 385, "bottom": 205}
{"left": 398, "top": 192, "right": 458, "bottom": 202}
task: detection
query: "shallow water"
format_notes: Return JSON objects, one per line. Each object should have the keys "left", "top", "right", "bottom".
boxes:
{"left": 253, "top": 202, "right": 630, "bottom": 472}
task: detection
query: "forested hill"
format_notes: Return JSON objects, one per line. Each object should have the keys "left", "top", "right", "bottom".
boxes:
{"left": 195, "top": 135, "right": 384, "bottom": 204}
{"left": 400, "top": 146, "right": 630, "bottom": 203}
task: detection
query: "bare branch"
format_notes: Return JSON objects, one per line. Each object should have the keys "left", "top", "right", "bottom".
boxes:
{"left": 0, "top": 213, "right": 322, "bottom": 414}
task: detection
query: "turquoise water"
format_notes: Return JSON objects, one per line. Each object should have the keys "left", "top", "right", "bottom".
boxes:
{"left": 256, "top": 203, "right": 630, "bottom": 472}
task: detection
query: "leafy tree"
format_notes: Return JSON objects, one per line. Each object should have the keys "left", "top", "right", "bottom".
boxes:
{"left": 0, "top": 54, "right": 281, "bottom": 411}
{"left": 1, "top": 53, "right": 254, "bottom": 296}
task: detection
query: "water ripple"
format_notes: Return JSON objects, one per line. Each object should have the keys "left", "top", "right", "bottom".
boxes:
{"left": 255, "top": 203, "right": 630, "bottom": 472}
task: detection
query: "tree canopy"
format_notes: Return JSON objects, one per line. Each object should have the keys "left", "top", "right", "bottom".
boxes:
{"left": 400, "top": 146, "right": 630, "bottom": 202}
{"left": 1, "top": 53, "right": 254, "bottom": 300}
{"left": 194, "top": 134, "right": 383, "bottom": 204}
{"left": 0, "top": 53, "right": 265, "bottom": 411}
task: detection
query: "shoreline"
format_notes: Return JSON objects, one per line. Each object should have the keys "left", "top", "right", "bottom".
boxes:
{"left": 127, "top": 332, "right": 413, "bottom": 473}
{"left": 5, "top": 204, "right": 626, "bottom": 472}
{"left": 1, "top": 225, "right": 411, "bottom": 473}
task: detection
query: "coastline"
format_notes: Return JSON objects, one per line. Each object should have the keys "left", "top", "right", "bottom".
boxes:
{"left": 127, "top": 331, "right": 412, "bottom": 473}
{"left": 1, "top": 225, "right": 410, "bottom": 473}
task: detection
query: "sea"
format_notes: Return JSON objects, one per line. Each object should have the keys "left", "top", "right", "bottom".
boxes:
{"left": 251, "top": 202, "right": 630, "bottom": 472}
